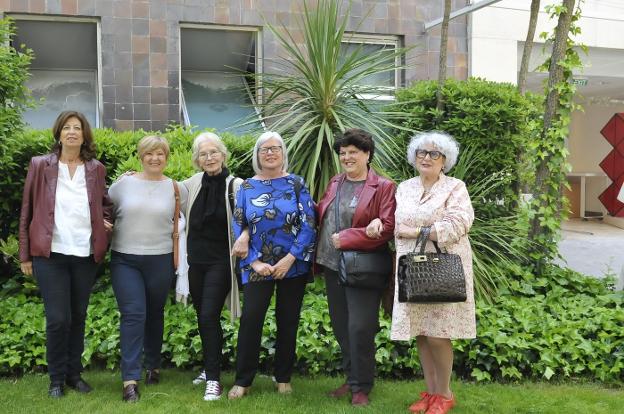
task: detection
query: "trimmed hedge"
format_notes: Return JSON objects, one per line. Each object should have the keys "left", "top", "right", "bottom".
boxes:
{"left": 1, "top": 268, "right": 622, "bottom": 383}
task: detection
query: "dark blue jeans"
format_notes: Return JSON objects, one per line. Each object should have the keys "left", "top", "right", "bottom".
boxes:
{"left": 33, "top": 253, "right": 97, "bottom": 384}
{"left": 110, "top": 251, "right": 174, "bottom": 381}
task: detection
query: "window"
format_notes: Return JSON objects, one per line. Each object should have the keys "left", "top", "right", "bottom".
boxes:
{"left": 340, "top": 34, "right": 401, "bottom": 101}
{"left": 11, "top": 18, "right": 100, "bottom": 128}
{"left": 180, "top": 26, "right": 262, "bottom": 135}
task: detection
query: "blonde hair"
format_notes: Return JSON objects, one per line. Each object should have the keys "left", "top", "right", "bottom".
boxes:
{"left": 191, "top": 132, "right": 229, "bottom": 170}
{"left": 137, "top": 135, "right": 170, "bottom": 160}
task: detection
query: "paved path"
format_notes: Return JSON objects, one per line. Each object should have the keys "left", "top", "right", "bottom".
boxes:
{"left": 556, "top": 219, "right": 624, "bottom": 289}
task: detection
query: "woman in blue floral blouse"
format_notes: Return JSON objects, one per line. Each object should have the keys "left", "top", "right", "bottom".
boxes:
{"left": 227, "top": 131, "right": 316, "bottom": 399}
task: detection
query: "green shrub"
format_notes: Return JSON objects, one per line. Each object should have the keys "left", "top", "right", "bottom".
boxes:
{"left": 2, "top": 269, "right": 622, "bottom": 384}
{"left": 0, "top": 17, "right": 34, "bottom": 238}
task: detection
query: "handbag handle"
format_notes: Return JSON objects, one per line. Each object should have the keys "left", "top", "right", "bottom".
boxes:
{"left": 412, "top": 226, "right": 443, "bottom": 255}
{"left": 172, "top": 180, "right": 181, "bottom": 269}
{"left": 333, "top": 178, "right": 343, "bottom": 234}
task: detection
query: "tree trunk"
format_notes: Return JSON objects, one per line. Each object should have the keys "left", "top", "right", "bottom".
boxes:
{"left": 435, "top": 0, "right": 452, "bottom": 116}
{"left": 528, "top": 0, "right": 577, "bottom": 245}
{"left": 518, "top": 0, "right": 541, "bottom": 94}
{"left": 516, "top": 0, "right": 541, "bottom": 196}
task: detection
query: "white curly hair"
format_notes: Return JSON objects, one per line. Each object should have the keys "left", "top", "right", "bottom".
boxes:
{"left": 406, "top": 131, "right": 460, "bottom": 172}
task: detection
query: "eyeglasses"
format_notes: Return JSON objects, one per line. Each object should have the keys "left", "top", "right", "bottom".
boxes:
{"left": 415, "top": 149, "right": 445, "bottom": 160}
{"left": 259, "top": 145, "right": 283, "bottom": 155}
{"left": 198, "top": 150, "right": 222, "bottom": 159}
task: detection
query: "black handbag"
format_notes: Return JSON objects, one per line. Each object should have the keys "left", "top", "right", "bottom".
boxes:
{"left": 397, "top": 226, "right": 467, "bottom": 303}
{"left": 334, "top": 178, "right": 391, "bottom": 290}
{"left": 338, "top": 249, "right": 392, "bottom": 290}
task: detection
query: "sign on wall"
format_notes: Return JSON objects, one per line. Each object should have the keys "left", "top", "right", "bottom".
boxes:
{"left": 598, "top": 113, "right": 624, "bottom": 217}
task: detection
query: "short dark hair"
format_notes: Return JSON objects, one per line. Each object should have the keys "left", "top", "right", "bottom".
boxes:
{"left": 333, "top": 128, "right": 375, "bottom": 164}
{"left": 51, "top": 111, "right": 96, "bottom": 161}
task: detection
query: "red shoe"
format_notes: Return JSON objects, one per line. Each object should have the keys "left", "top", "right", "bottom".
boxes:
{"left": 409, "top": 392, "right": 433, "bottom": 413}
{"left": 328, "top": 383, "right": 350, "bottom": 398}
{"left": 425, "top": 394, "right": 455, "bottom": 414}
{"left": 351, "top": 391, "right": 370, "bottom": 406}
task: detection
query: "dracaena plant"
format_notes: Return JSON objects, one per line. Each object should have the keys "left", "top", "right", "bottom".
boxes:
{"left": 246, "top": 0, "right": 413, "bottom": 198}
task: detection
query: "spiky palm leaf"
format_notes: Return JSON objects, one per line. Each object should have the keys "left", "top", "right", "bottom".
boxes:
{"left": 248, "top": 0, "right": 414, "bottom": 198}
{"left": 454, "top": 145, "right": 529, "bottom": 302}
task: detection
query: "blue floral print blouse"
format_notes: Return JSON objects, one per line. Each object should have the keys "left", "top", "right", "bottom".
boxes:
{"left": 233, "top": 174, "right": 316, "bottom": 284}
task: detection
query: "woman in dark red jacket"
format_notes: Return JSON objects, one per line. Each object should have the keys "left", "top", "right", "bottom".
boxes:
{"left": 315, "top": 128, "right": 396, "bottom": 407}
{"left": 19, "top": 111, "right": 113, "bottom": 398}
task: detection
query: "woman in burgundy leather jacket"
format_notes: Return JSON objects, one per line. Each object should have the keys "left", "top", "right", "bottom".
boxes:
{"left": 315, "top": 128, "right": 396, "bottom": 407}
{"left": 18, "top": 111, "right": 113, "bottom": 398}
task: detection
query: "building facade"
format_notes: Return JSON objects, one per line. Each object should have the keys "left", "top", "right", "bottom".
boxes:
{"left": 1, "top": 0, "right": 470, "bottom": 132}
{"left": 469, "top": 0, "right": 624, "bottom": 227}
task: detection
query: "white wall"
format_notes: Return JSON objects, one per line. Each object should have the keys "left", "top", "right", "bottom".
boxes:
{"left": 469, "top": 0, "right": 624, "bottom": 82}
{"left": 569, "top": 104, "right": 624, "bottom": 212}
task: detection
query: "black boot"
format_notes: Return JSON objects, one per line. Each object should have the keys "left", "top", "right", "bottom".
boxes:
{"left": 66, "top": 376, "right": 93, "bottom": 393}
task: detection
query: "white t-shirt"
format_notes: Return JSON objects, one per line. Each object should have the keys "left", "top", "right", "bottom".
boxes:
{"left": 50, "top": 163, "right": 92, "bottom": 256}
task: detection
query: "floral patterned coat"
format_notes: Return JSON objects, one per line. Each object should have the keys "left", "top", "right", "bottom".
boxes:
{"left": 233, "top": 174, "right": 316, "bottom": 284}
{"left": 391, "top": 173, "right": 477, "bottom": 340}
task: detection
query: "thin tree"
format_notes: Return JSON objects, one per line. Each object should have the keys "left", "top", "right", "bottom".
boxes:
{"left": 518, "top": 0, "right": 542, "bottom": 94}
{"left": 528, "top": 0, "right": 577, "bottom": 250}
{"left": 516, "top": 0, "right": 542, "bottom": 197}
{"left": 435, "top": 0, "right": 452, "bottom": 116}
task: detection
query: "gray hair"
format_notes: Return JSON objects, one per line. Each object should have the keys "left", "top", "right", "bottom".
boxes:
{"left": 252, "top": 131, "right": 289, "bottom": 175}
{"left": 406, "top": 131, "right": 459, "bottom": 172}
{"left": 191, "top": 132, "right": 229, "bottom": 171}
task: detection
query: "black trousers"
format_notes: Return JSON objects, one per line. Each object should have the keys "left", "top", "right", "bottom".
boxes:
{"left": 188, "top": 262, "right": 231, "bottom": 381}
{"left": 234, "top": 276, "right": 307, "bottom": 387}
{"left": 324, "top": 267, "right": 382, "bottom": 394}
{"left": 32, "top": 253, "right": 97, "bottom": 384}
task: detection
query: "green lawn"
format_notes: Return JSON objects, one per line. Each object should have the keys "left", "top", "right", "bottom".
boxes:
{"left": 0, "top": 370, "right": 622, "bottom": 413}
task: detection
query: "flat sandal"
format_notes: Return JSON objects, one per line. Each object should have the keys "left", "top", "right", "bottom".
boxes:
{"left": 227, "top": 385, "right": 250, "bottom": 400}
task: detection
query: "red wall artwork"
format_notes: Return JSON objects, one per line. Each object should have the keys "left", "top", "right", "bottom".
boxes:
{"left": 598, "top": 113, "right": 624, "bottom": 217}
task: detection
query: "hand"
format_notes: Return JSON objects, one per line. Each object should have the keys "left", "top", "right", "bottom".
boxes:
{"left": 20, "top": 261, "right": 33, "bottom": 276}
{"left": 396, "top": 223, "right": 421, "bottom": 239}
{"left": 113, "top": 170, "right": 136, "bottom": 183}
{"left": 366, "top": 218, "right": 383, "bottom": 239}
{"left": 103, "top": 219, "right": 113, "bottom": 232}
{"left": 272, "top": 254, "right": 296, "bottom": 279}
{"left": 232, "top": 230, "right": 250, "bottom": 259}
{"left": 251, "top": 260, "right": 274, "bottom": 278}
{"left": 331, "top": 233, "right": 341, "bottom": 249}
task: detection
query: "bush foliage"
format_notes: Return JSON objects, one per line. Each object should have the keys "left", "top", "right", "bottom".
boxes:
{"left": 0, "top": 18, "right": 34, "bottom": 240}
{"left": 1, "top": 269, "right": 622, "bottom": 383}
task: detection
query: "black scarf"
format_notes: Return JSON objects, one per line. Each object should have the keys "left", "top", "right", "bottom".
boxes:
{"left": 190, "top": 167, "right": 229, "bottom": 228}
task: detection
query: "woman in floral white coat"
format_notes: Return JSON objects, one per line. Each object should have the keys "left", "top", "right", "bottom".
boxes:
{"left": 391, "top": 131, "right": 476, "bottom": 414}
